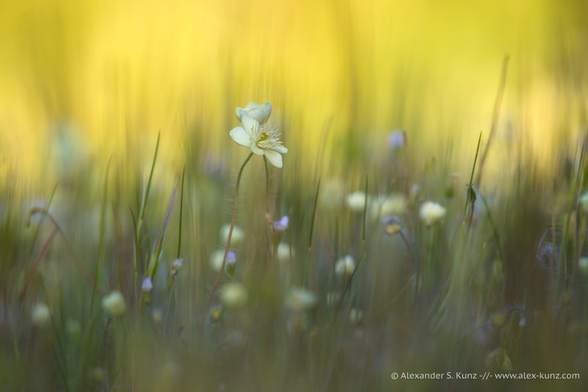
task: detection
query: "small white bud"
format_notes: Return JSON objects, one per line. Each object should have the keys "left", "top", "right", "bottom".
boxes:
{"left": 335, "top": 255, "right": 356, "bottom": 276}
{"left": 32, "top": 303, "right": 50, "bottom": 327}
{"left": 285, "top": 287, "right": 318, "bottom": 312}
{"left": 101, "top": 291, "right": 126, "bottom": 317}
{"left": 142, "top": 277, "right": 153, "bottom": 292}
{"left": 419, "top": 201, "right": 446, "bottom": 227}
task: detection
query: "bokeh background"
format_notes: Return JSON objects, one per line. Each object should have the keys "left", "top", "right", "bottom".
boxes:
{"left": 2, "top": 0, "right": 588, "bottom": 186}
{"left": 3, "top": 1, "right": 588, "bottom": 391}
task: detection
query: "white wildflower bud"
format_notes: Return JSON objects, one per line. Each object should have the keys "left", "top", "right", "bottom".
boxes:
{"left": 142, "top": 277, "right": 153, "bottom": 292}
{"left": 102, "top": 291, "right": 126, "bottom": 317}
{"left": 285, "top": 287, "right": 317, "bottom": 312}
{"left": 220, "top": 283, "right": 248, "bottom": 308}
{"left": 277, "top": 243, "right": 294, "bottom": 263}
{"left": 419, "top": 201, "right": 446, "bottom": 227}
{"left": 210, "top": 250, "right": 225, "bottom": 271}
{"left": 220, "top": 224, "right": 245, "bottom": 246}
{"left": 235, "top": 101, "right": 272, "bottom": 124}
{"left": 152, "top": 308, "right": 163, "bottom": 324}
{"left": 171, "top": 258, "right": 184, "bottom": 272}
{"left": 370, "top": 194, "right": 407, "bottom": 220}
{"left": 346, "top": 192, "right": 367, "bottom": 212}
{"left": 335, "top": 255, "right": 356, "bottom": 276}
{"left": 349, "top": 308, "right": 363, "bottom": 325}
{"left": 519, "top": 318, "right": 526, "bottom": 328}
{"left": 32, "top": 303, "right": 50, "bottom": 327}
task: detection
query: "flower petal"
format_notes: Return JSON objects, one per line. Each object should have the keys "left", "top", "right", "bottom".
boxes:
{"left": 264, "top": 149, "right": 283, "bottom": 168}
{"left": 229, "top": 127, "right": 251, "bottom": 147}
{"left": 250, "top": 143, "right": 264, "bottom": 156}
{"left": 271, "top": 144, "right": 288, "bottom": 154}
{"left": 241, "top": 115, "right": 259, "bottom": 136}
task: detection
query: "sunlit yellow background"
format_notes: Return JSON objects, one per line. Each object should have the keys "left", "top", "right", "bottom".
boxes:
{"left": 1, "top": 0, "right": 588, "bottom": 186}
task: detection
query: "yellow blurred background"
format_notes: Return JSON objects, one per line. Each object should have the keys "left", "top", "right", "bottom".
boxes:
{"left": 1, "top": 0, "right": 587, "bottom": 185}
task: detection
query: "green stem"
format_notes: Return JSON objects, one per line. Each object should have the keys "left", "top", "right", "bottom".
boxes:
{"left": 202, "top": 153, "right": 253, "bottom": 338}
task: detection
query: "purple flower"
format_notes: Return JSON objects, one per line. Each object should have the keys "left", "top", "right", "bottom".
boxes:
{"left": 388, "top": 130, "right": 406, "bottom": 149}
{"left": 274, "top": 216, "right": 289, "bottom": 231}
{"left": 226, "top": 252, "right": 236, "bottom": 265}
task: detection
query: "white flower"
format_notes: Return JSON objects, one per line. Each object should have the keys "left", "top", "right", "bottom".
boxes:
{"left": 274, "top": 216, "right": 289, "bottom": 231}
{"left": 142, "top": 277, "right": 153, "bottom": 292}
{"left": 102, "top": 291, "right": 126, "bottom": 316}
{"left": 419, "top": 201, "right": 446, "bottom": 227}
{"left": 335, "top": 255, "right": 356, "bottom": 276}
{"left": 221, "top": 283, "right": 248, "bottom": 308}
{"left": 277, "top": 243, "right": 293, "bottom": 263}
{"left": 226, "top": 251, "right": 236, "bottom": 266}
{"left": 220, "top": 224, "right": 245, "bottom": 246}
{"left": 235, "top": 101, "right": 272, "bottom": 124}
{"left": 210, "top": 250, "right": 225, "bottom": 271}
{"left": 349, "top": 308, "right": 363, "bottom": 325}
{"left": 152, "top": 308, "right": 163, "bottom": 323}
{"left": 346, "top": 192, "right": 367, "bottom": 212}
{"left": 370, "top": 193, "right": 407, "bottom": 219}
{"left": 580, "top": 193, "right": 588, "bottom": 213}
{"left": 285, "top": 287, "right": 317, "bottom": 312}
{"left": 171, "top": 259, "right": 184, "bottom": 272}
{"left": 579, "top": 257, "right": 588, "bottom": 275}
{"left": 519, "top": 318, "right": 526, "bottom": 328}
{"left": 230, "top": 115, "right": 288, "bottom": 168}
{"left": 32, "top": 303, "right": 50, "bottom": 327}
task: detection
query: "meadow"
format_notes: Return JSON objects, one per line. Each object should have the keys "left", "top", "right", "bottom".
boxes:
{"left": 2, "top": 0, "right": 588, "bottom": 391}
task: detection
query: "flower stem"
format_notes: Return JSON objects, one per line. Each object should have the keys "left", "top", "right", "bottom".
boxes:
{"left": 202, "top": 153, "right": 253, "bottom": 338}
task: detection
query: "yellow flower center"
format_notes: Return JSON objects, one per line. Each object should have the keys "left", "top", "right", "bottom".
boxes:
{"left": 258, "top": 132, "right": 268, "bottom": 142}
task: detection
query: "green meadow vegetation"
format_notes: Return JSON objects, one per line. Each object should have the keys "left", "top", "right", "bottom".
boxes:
{"left": 2, "top": 1, "right": 588, "bottom": 391}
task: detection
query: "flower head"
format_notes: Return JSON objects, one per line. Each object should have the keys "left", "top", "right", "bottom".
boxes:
{"left": 230, "top": 115, "right": 288, "bottom": 168}
{"left": 142, "top": 277, "right": 153, "bottom": 292}
{"left": 285, "top": 287, "right": 318, "bottom": 312}
{"left": 370, "top": 193, "right": 407, "bottom": 219}
{"left": 235, "top": 101, "right": 272, "bottom": 124}
{"left": 221, "top": 283, "right": 248, "bottom": 308}
{"left": 226, "top": 252, "right": 236, "bottom": 266}
{"left": 335, "top": 255, "right": 356, "bottom": 276}
{"left": 32, "top": 303, "right": 50, "bottom": 327}
{"left": 277, "top": 243, "right": 293, "bottom": 263}
{"left": 388, "top": 130, "right": 406, "bottom": 149}
{"left": 220, "top": 224, "right": 245, "bottom": 246}
{"left": 382, "top": 216, "right": 403, "bottom": 235}
{"left": 346, "top": 191, "right": 367, "bottom": 212}
{"left": 102, "top": 291, "right": 126, "bottom": 317}
{"left": 171, "top": 259, "right": 184, "bottom": 272}
{"left": 419, "top": 201, "right": 446, "bottom": 227}
{"left": 274, "top": 216, "right": 289, "bottom": 231}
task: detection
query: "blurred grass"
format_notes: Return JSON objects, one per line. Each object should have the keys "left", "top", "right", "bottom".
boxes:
{"left": 1, "top": 0, "right": 588, "bottom": 391}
